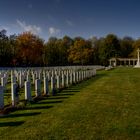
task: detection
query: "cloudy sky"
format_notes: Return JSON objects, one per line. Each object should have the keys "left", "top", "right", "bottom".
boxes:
{"left": 0, "top": 0, "right": 140, "bottom": 40}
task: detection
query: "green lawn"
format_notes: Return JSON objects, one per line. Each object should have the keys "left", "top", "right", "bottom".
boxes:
{"left": 0, "top": 67, "right": 140, "bottom": 140}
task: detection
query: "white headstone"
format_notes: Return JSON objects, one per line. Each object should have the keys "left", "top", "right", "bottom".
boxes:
{"left": 70, "top": 72, "right": 73, "bottom": 85}
{"left": 32, "top": 73, "right": 36, "bottom": 84}
{"left": 1, "top": 77, "right": 6, "bottom": 87}
{"left": 26, "top": 74, "right": 31, "bottom": 82}
{"left": 11, "top": 74, "right": 16, "bottom": 83}
{"left": 51, "top": 76, "right": 55, "bottom": 95}
{"left": 11, "top": 83, "right": 19, "bottom": 106}
{"left": 56, "top": 75, "right": 60, "bottom": 90}
{"left": 61, "top": 74, "right": 65, "bottom": 88}
{"left": 25, "top": 81, "right": 32, "bottom": 101}
{"left": 44, "top": 77, "right": 49, "bottom": 95}
{"left": 73, "top": 72, "right": 76, "bottom": 84}
{"left": 35, "top": 79, "right": 41, "bottom": 97}
{"left": 19, "top": 74, "right": 24, "bottom": 88}
{"left": 66, "top": 72, "right": 69, "bottom": 87}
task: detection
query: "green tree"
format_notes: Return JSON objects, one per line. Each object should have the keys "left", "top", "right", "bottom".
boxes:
{"left": 9, "top": 34, "right": 18, "bottom": 66}
{"left": 44, "top": 36, "right": 73, "bottom": 66}
{"left": 88, "top": 36, "right": 101, "bottom": 65}
{"left": 0, "top": 29, "right": 13, "bottom": 66}
{"left": 120, "top": 37, "right": 134, "bottom": 58}
{"left": 44, "top": 37, "right": 59, "bottom": 66}
{"left": 99, "top": 34, "right": 121, "bottom": 65}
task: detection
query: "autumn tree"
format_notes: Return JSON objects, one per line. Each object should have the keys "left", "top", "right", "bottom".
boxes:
{"left": 16, "top": 32, "right": 44, "bottom": 66}
{"left": 68, "top": 38, "right": 93, "bottom": 65}
{"left": 0, "top": 30, "right": 138, "bottom": 67}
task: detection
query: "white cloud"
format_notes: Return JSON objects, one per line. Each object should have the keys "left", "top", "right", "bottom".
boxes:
{"left": 0, "top": 26, "right": 9, "bottom": 31}
{"left": 17, "top": 20, "right": 41, "bottom": 34}
{"left": 49, "top": 27, "right": 60, "bottom": 35}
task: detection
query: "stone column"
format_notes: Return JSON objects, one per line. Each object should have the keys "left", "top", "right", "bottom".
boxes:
{"left": 25, "top": 81, "right": 32, "bottom": 101}
{"left": 137, "top": 49, "right": 140, "bottom": 64}
{"left": 135, "top": 48, "right": 140, "bottom": 67}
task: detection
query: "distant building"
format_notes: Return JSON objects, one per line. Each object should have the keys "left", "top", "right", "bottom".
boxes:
{"left": 109, "top": 58, "right": 137, "bottom": 67}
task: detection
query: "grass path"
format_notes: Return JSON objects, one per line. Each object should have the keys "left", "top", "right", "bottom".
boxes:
{"left": 0, "top": 67, "right": 140, "bottom": 140}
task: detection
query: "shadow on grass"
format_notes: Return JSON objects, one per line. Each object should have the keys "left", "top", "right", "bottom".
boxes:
{"left": 62, "top": 90, "right": 80, "bottom": 93}
{"left": 47, "top": 96, "right": 69, "bottom": 100}
{"left": 37, "top": 100, "right": 63, "bottom": 104}
{"left": 59, "top": 93, "right": 75, "bottom": 96}
{"left": 0, "top": 112, "right": 41, "bottom": 118}
{"left": 22, "top": 105, "right": 53, "bottom": 110}
{"left": 0, "top": 121, "right": 24, "bottom": 127}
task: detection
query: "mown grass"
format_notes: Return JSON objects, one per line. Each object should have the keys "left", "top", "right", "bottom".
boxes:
{"left": 0, "top": 67, "right": 140, "bottom": 140}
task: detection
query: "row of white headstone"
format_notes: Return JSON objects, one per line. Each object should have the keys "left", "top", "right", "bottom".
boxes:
{"left": 0, "top": 66, "right": 103, "bottom": 110}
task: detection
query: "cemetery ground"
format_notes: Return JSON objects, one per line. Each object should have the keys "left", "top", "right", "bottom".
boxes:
{"left": 0, "top": 67, "right": 140, "bottom": 140}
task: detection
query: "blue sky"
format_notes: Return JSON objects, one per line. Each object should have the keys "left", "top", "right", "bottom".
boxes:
{"left": 0, "top": 0, "right": 140, "bottom": 40}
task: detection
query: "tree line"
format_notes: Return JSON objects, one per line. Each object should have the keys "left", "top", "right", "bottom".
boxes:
{"left": 0, "top": 29, "right": 140, "bottom": 67}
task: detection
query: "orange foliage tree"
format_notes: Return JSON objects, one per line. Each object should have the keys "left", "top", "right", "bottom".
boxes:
{"left": 68, "top": 39, "right": 93, "bottom": 65}
{"left": 16, "top": 32, "right": 44, "bottom": 66}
